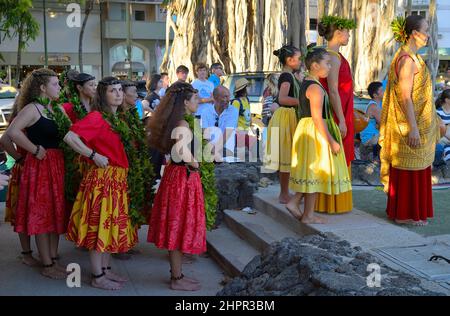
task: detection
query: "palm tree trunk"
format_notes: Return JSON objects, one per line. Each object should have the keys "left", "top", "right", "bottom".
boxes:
{"left": 15, "top": 20, "right": 24, "bottom": 88}
{"left": 79, "top": 0, "right": 94, "bottom": 73}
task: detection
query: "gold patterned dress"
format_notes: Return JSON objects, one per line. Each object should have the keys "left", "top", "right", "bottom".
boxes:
{"left": 379, "top": 45, "right": 440, "bottom": 221}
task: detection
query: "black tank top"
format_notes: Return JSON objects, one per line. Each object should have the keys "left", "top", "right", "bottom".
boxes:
{"left": 298, "top": 80, "right": 327, "bottom": 120}
{"left": 25, "top": 104, "right": 61, "bottom": 149}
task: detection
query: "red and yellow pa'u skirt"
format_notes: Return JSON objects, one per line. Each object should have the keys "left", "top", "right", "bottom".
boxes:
{"left": 66, "top": 166, "right": 138, "bottom": 253}
{"left": 4, "top": 163, "right": 23, "bottom": 225}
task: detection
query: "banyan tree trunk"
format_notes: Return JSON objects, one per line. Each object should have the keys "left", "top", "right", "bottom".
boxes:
{"left": 160, "top": 0, "right": 305, "bottom": 81}
{"left": 428, "top": 0, "right": 439, "bottom": 92}
{"left": 323, "top": 0, "right": 405, "bottom": 92}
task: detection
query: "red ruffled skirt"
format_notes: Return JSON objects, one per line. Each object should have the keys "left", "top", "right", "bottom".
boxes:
{"left": 14, "top": 149, "right": 67, "bottom": 235}
{"left": 386, "top": 166, "right": 433, "bottom": 221}
{"left": 147, "top": 163, "right": 206, "bottom": 255}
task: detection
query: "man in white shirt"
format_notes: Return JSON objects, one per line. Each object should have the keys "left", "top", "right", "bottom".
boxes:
{"left": 192, "top": 63, "right": 215, "bottom": 123}
{"left": 200, "top": 86, "right": 239, "bottom": 160}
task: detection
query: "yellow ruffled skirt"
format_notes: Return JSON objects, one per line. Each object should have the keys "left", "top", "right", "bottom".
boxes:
{"left": 66, "top": 166, "right": 138, "bottom": 253}
{"left": 264, "top": 107, "right": 297, "bottom": 173}
{"left": 289, "top": 118, "right": 352, "bottom": 195}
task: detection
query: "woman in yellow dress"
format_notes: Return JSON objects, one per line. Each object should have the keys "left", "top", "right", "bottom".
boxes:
{"left": 264, "top": 45, "right": 302, "bottom": 204}
{"left": 287, "top": 48, "right": 351, "bottom": 223}
{"left": 380, "top": 15, "right": 443, "bottom": 226}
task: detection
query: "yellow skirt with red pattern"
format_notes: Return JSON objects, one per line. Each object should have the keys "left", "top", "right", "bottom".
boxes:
{"left": 65, "top": 155, "right": 94, "bottom": 215}
{"left": 4, "top": 163, "right": 23, "bottom": 225}
{"left": 66, "top": 166, "right": 138, "bottom": 253}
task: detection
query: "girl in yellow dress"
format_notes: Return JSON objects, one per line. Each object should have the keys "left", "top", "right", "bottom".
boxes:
{"left": 264, "top": 45, "right": 302, "bottom": 204}
{"left": 287, "top": 48, "right": 352, "bottom": 224}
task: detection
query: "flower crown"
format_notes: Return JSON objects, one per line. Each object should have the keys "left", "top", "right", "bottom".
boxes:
{"left": 320, "top": 15, "right": 356, "bottom": 30}
{"left": 391, "top": 16, "right": 408, "bottom": 44}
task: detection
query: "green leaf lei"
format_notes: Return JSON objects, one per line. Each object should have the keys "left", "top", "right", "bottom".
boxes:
{"left": 184, "top": 114, "right": 218, "bottom": 231}
{"left": 103, "top": 108, "right": 155, "bottom": 227}
{"left": 34, "top": 97, "right": 82, "bottom": 204}
{"left": 320, "top": 15, "right": 356, "bottom": 30}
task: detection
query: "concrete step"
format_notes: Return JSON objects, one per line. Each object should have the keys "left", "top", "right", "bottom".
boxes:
{"left": 223, "top": 209, "right": 302, "bottom": 253}
{"left": 253, "top": 192, "right": 320, "bottom": 236}
{"left": 207, "top": 225, "right": 259, "bottom": 277}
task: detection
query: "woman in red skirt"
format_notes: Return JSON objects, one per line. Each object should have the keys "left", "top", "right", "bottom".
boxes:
{"left": 6, "top": 68, "right": 67, "bottom": 279}
{"left": 380, "top": 15, "right": 443, "bottom": 226}
{"left": 147, "top": 82, "right": 206, "bottom": 291}
{"left": 1, "top": 100, "right": 40, "bottom": 267}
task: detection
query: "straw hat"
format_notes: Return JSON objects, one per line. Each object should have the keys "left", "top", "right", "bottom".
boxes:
{"left": 234, "top": 78, "right": 249, "bottom": 93}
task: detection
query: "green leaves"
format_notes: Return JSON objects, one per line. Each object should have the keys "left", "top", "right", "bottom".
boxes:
{"left": 391, "top": 16, "right": 408, "bottom": 44}
{"left": 0, "top": 0, "right": 39, "bottom": 44}
{"left": 185, "top": 114, "right": 218, "bottom": 231}
{"left": 104, "top": 109, "right": 155, "bottom": 227}
{"left": 320, "top": 15, "right": 357, "bottom": 30}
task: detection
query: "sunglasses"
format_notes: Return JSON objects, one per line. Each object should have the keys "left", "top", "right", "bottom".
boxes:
{"left": 215, "top": 115, "right": 219, "bottom": 127}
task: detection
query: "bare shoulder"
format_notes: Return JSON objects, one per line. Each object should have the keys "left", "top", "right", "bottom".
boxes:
{"left": 177, "top": 120, "right": 189, "bottom": 128}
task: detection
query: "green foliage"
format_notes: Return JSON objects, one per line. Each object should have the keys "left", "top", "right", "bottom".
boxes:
{"left": 391, "top": 16, "right": 408, "bottom": 44}
{"left": 103, "top": 109, "right": 155, "bottom": 227}
{"left": 320, "top": 15, "right": 356, "bottom": 30}
{"left": 184, "top": 114, "right": 218, "bottom": 231}
{"left": 0, "top": 0, "right": 39, "bottom": 50}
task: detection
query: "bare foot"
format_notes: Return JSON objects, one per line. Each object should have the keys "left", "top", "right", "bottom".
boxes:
{"left": 279, "top": 194, "right": 293, "bottom": 204}
{"left": 395, "top": 219, "right": 415, "bottom": 225}
{"left": 104, "top": 269, "right": 129, "bottom": 283}
{"left": 41, "top": 265, "right": 67, "bottom": 280}
{"left": 91, "top": 275, "right": 123, "bottom": 290}
{"left": 52, "top": 261, "right": 69, "bottom": 274}
{"left": 21, "top": 254, "right": 40, "bottom": 267}
{"left": 183, "top": 275, "right": 200, "bottom": 284}
{"left": 286, "top": 202, "right": 303, "bottom": 220}
{"left": 412, "top": 220, "right": 428, "bottom": 227}
{"left": 170, "top": 278, "right": 201, "bottom": 291}
{"left": 301, "top": 215, "right": 328, "bottom": 224}
{"left": 182, "top": 254, "right": 195, "bottom": 264}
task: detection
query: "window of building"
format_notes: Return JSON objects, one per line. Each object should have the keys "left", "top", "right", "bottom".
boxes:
{"left": 135, "top": 10, "right": 146, "bottom": 21}
{"left": 310, "top": 18, "right": 318, "bottom": 30}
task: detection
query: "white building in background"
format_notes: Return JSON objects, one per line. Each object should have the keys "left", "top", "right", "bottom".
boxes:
{"left": 437, "top": 0, "right": 450, "bottom": 83}
{"left": 0, "top": 0, "right": 171, "bottom": 85}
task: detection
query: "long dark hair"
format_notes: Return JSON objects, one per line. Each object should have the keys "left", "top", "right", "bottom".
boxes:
{"left": 273, "top": 45, "right": 300, "bottom": 66}
{"left": 147, "top": 82, "right": 198, "bottom": 154}
{"left": 405, "top": 15, "right": 426, "bottom": 41}
{"left": 92, "top": 76, "right": 124, "bottom": 114}
{"left": 147, "top": 74, "right": 161, "bottom": 92}
{"left": 436, "top": 89, "right": 450, "bottom": 108}
{"left": 318, "top": 23, "right": 341, "bottom": 41}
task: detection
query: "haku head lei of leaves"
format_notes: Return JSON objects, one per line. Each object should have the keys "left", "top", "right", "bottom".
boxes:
{"left": 391, "top": 16, "right": 408, "bottom": 44}
{"left": 320, "top": 15, "right": 356, "bottom": 30}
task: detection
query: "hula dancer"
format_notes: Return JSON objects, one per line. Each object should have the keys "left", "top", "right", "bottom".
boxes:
{"left": 315, "top": 15, "right": 357, "bottom": 214}
{"left": 62, "top": 72, "right": 95, "bottom": 123}
{"left": 6, "top": 68, "right": 67, "bottom": 279}
{"left": 287, "top": 48, "right": 352, "bottom": 223}
{"left": 1, "top": 100, "right": 40, "bottom": 267}
{"left": 64, "top": 77, "right": 138, "bottom": 290}
{"left": 264, "top": 45, "right": 302, "bottom": 205}
{"left": 380, "top": 15, "right": 442, "bottom": 225}
{"left": 59, "top": 73, "right": 96, "bottom": 214}
{"left": 147, "top": 82, "right": 207, "bottom": 291}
